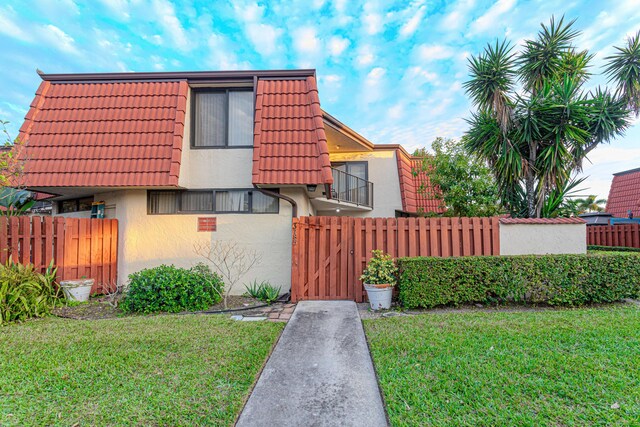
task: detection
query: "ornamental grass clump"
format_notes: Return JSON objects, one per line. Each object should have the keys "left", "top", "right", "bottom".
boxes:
{"left": 0, "top": 259, "right": 61, "bottom": 325}
{"left": 360, "top": 250, "right": 398, "bottom": 287}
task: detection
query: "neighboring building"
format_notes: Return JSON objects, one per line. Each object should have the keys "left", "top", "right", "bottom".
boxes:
{"left": 17, "top": 69, "right": 441, "bottom": 292}
{"left": 606, "top": 167, "right": 640, "bottom": 219}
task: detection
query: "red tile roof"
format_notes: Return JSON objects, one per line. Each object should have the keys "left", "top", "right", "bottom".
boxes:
{"left": 395, "top": 148, "right": 443, "bottom": 214}
{"left": 500, "top": 217, "right": 586, "bottom": 224}
{"left": 252, "top": 76, "right": 333, "bottom": 186}
{"left": 606, "top": 167, "right": 640, "bottom": 218}
{"left": 19, "top": 80, "right": 188, "bottom": 187}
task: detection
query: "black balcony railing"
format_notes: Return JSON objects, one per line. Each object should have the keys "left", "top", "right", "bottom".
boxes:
{"left": 331, "top": 168, "right": 373, "bottom": 208}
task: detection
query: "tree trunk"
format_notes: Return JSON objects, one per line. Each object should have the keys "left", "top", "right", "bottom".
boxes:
{"left": 525, "top": 171, "right": 536, "bottom": 218}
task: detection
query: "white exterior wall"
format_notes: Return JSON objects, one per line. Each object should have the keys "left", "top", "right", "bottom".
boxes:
{"left": 326, "top": 150, "right": 403, "bottom": 217}
{"left": 499, "top": 223, "right": 587, "bottom": 255}
{"left": 98, "top": 189, "right": 293, "bottom": 293}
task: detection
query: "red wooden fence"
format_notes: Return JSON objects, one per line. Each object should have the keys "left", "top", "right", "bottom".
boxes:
{"left": 291, "top": 216, "right": 500, "bottom": 302}
{"left": 587, "top": 223, "right": 640, "bottom": 248}
{"left": 0, "top": 216, "right": 118, "bottom": 293}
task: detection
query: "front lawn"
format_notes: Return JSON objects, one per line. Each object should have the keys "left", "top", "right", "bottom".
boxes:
{"left": 364, "top": 305, "right": 640, "bottom": 426}
{"left": 0, "top": 315, "right": 283, "bottom": 426}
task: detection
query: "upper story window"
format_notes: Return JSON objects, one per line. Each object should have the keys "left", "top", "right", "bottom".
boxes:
{"left": 192, "top": 89, "right": 254, "bottom": 148}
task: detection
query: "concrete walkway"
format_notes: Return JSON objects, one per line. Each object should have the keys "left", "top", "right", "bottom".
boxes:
{"left": 236, "top": 301, "right": 388, "bottom": 427}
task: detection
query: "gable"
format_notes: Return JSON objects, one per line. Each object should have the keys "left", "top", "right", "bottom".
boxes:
{"left": 607, "top": 168, "right": 640, "bottom": 218}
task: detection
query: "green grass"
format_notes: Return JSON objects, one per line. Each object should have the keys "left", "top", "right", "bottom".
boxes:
{"left": 0, "top": 315, "right": 284, "bottom": 426}
{"left": 364, "top": 305, "right": 640, "bottom": 426}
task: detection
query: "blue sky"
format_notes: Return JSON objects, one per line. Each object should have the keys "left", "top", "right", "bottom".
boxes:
{"left": 1, "top": 0, "right": 639, "bottom": 199}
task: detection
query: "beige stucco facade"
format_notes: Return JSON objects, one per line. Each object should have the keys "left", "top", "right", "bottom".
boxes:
{"left": 499, "top": 223, "right": 587, "bottom": 255}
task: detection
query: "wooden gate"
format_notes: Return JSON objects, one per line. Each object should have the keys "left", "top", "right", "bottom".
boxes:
{"left": 0, "top": 216, "right": 118, "bottom": 293}
{"left": 291, "top": 216, "right": 500, "bottom": 302}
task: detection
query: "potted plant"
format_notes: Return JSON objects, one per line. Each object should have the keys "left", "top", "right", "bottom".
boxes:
{"left": 360, "top": 250, "right": 397, "bottom": 310}
{"left": 60, "top": 276, "right": 94, "bottom": 302}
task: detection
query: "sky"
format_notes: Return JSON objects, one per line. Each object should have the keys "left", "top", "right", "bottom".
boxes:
{"left": 1, "top": 0, "right": 639, "bottom": 199}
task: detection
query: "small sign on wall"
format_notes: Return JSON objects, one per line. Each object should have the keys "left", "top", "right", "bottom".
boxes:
{"left": 198, "top": 217, "right": 217, "bottom": 232}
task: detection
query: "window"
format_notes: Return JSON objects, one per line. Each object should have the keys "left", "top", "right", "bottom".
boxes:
{"left": 59, "top": 196, "right": 94, "bottom": 213}
{"left": 147, "top": 190, "right": 279, "bottom": 214}
{"left": 192, "top": 89, "right": 253, "bottom": 148}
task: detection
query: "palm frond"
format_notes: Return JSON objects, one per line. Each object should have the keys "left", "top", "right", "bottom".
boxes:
{"left": 604, "top": 30, "right": 640, "bottom": 115}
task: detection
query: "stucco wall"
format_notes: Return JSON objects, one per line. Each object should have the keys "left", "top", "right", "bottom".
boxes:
{"left": 499, "top": 223, "right": 587, "bottom": 255}
{"left": 327, "top": 150, "right": 403, "bottom": 217}
{"left": 98, "top": 189, "right": 293, "bottom": 294}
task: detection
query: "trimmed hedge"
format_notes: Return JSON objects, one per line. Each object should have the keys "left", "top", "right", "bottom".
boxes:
{"left": 588, "top": 245, "right": 640, "bottom": 253}
{"left": 398, "top": 254, "right": 640, "bottom": 308}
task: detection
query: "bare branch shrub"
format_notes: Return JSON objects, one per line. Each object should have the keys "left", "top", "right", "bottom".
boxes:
{"left": 194, "top": 240, "right": 262, "bottom": 308}
{"left": 99, "top": 281, "right": 128, "bottom": 308}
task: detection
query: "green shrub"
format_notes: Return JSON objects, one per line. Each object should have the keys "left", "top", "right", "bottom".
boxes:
{"left": 121, "top": 263, "right": 224, "bottom": 314}
{"left": 244, "top": 280, "right": 281, "bottom": 303}
{"left": 398, "top": 254, "right": 640, "bottom": 309}
{"left": 0, "top": 260, "right": 60, "bottom": 325}
{"left": 588, "top": 245, "right": 640, "bottom": 253}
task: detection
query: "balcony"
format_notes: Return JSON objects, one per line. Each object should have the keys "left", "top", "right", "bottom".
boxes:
{"left": 330, "top": 167, "right": 373, "bottom": 208}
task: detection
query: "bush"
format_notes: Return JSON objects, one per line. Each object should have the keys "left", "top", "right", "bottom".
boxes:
{"left": 121, "top": 263, "right": 224, "bottom": 314}
{"left": 244, "top": 280, "right": 281, "bottom": 303}
{"left": 398, "top": 254, "right": 640, "bottom": 309}
{"left": 588, "top": 245, "right": 640, "bottom": 253}
{"left": 0, "top": 260, "right": 60, "bottom": 325}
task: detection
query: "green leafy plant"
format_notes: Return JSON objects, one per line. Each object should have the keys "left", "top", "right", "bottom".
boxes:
{"left": 244, "top": 280, "right": 281, "bottom": 303}
{"left": 121, "top": 263, "right": 224, "bottom": 314}
{"left": 0, "top": 259, "right": 60, "bottom": 325}
{"left": 398, "top": 254, "right": 640, "bottom": 308}
{"left": 413, "top": 137, "right": 503, "bottom": 217}
{"left": 360, "top": 250, "right": 398, "bottom": 286}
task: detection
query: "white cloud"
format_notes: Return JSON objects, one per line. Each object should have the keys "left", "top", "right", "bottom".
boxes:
{"left": 246, "top": 23, "right": 283, "bottom": 56}
{"left": 440, "top": 0, "right": 476, "bottom": 31}
{"left": 151, "top": 0, "right": 190, "bottom": 51}
{"left": 399, "top": 5, "right": 426, "bottom": 38}
{"left": 417, "top": 44, "right": 454, "bottom": 61}
{"left": 98, "top": 0, "right": 130, "bottom": 20}
{"left": 363, "top": 67, "right": 387, "bottom": 103}
{"left": 0, "top": 7, "right": 32, "bottom": 42}
{"left": 207, "top": 34, "right": 251, "bottom": 70}
{"left": 470, "top": 0, "right": 516, "bottom": 34}
{"left": 293, "top": 27, "right": 321, "bottom": 54}
{"left": 363, "top": 12, "right": 383, "bottom": 35}
{"left": 404, "top": 66, "right": 439, "bottom": 85}
{"left": 324, "top": 74, "right": 342, "bottom": 84}
{"left": 40, "top": 25, "right": 79, "bottom": 55}
{"left": 355, "top": 44, "right": 375, "bottom": 66}
{"left": 328, "top": 36, "right": 350, "bottom": 57}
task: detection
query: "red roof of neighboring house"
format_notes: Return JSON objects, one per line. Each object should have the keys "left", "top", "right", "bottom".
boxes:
{"left": 252, "top": 76, "right": 333, "bottom": 185}
{"left": 393, "top": 147, "right": 443, "bottom": 214}
{"left": 500, "top": 217, "right": 585, "bottom": 224}
{"left": 19, "top": 80, "right": 188, "bottom": 187}
{"left": 606, "top": 167, "right": 640, "bottom": 218}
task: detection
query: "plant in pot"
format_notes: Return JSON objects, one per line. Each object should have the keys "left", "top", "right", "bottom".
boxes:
{"left": 360, "top": 250, "right": 397, "bottom": 310}
{"left": 59, "top": 275, "right": 94, "bottom": 302}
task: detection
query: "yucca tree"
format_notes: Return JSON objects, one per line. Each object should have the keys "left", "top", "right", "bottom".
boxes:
{"left": 463, "top": 16, "right": 638, "bottom": 217}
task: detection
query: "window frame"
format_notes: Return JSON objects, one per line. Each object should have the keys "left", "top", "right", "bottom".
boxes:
{"left": 147, "top": 189, "right": 280, "bottom": 215}
{"left": 190, "top": 88, "right": 255, "bottom": 149}
{"left": 58, "top": 196, "right": 94, "bottom": 214}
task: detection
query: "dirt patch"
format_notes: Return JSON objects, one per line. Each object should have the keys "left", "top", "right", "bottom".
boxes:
{"left": 52, "top": 295, "right": 270, "bottom": 320}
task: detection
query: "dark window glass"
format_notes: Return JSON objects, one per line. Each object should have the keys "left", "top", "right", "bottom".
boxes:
{"left": 181, "top": 191, "right": 213, "bottom": 212}
{"left": 59, "top": 197, "right": 93, "bottom": 213}
{"left": 252, "top": 191, "right": 279, "bottom": 213}
{"left": 215, "top": 190, "right": 249, "bottom": 212}
{"left": 148, "top": 191, "right": 178, "bottom": 214}
{"left": 193, "top": 89, "right": 253, "bottom": 148}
